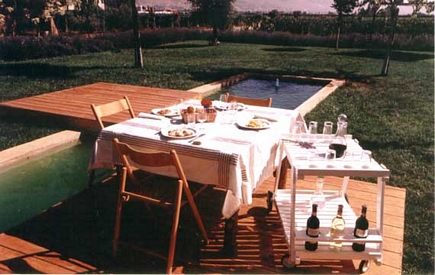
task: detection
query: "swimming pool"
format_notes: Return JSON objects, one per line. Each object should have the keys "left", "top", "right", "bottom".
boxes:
{"left": 0, "top": 139, "right": 92, "bottom": 233}
{"left": 223, "top": 78, "right": 325, "bottom": 110}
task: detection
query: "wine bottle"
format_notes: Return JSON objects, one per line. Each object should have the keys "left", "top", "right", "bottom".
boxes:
{"left": 305, "top": 204, "right": 320, "bottom": 251}
{"left": 329, "top": 204, "right": 345, "bottom": 250}
{"left": 352, "top": 205, "right": 369, "bottom": 252}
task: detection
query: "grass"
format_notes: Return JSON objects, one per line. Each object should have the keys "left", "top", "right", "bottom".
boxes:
{"left": 0, "top": 41, "right": 433, "bottom": 274}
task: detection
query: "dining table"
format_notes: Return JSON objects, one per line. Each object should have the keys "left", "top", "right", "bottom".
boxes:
{"left": 89, "top": 99, "right": 305, "bottom": 255}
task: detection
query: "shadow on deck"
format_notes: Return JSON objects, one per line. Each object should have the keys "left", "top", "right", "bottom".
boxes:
{"left": 0, "top": 174, "right": 405, "bottom": 274}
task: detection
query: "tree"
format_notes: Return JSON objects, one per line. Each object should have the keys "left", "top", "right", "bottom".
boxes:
{"left": 331, "top": 0, "right": 358, "bottom": 50}
{"left": 187, "top": 0, "right": 235, "bottom": 45}
{"left": 357, "top": 0, "right": 384, "bottom": 41}
{"left": 130, "top": 0, "right": 143, "bottom": 68}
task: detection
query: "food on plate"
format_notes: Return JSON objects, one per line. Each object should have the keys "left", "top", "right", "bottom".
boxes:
{"left": 168, "top": 128, "right": 195, "bottom": 137}
{"left": 157, "top": 109, "right": 172, "bottom": 116}
{"left": 246, "top": 119, "right": 268, "bottom": 128}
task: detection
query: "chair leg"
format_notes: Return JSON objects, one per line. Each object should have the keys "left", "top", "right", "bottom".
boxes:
{"left": 113, "top": 170, "right": 127, "bottom": 257}
{"left": 166, "top": 180, "right": 183, "bottom": 274}
{"left": 88, "top": 169, "right": 96, "bottom": 187}
{"left": 181, "top": 181, "right": 209, "bottom": 244}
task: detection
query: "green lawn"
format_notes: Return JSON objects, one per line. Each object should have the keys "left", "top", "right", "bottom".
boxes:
{"left": 0, "top": 41, "right": 433, "bottom": 274}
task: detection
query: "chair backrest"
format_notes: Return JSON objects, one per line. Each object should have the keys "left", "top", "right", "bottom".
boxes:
{"left": 113, "top": 138, "right": 187, "bottom": 184}
{"left": 91, "top": 96, "right": 135, "bottom": 129}
{"left": 225, "top": 92, "right": 272, "bottom": 107}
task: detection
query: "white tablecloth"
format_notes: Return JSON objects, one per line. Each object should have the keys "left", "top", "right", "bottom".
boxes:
{"left": 89, "top": 100, "right": 304, "bottom": 218}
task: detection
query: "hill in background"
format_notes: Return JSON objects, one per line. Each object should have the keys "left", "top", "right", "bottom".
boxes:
{"left": 136, "top": 0, "right": 335, "bottom": 13}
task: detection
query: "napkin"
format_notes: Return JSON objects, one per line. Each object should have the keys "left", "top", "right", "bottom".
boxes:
{"left": 138, "top": 112, "right": 164, "bottom": 120}
{"left": 253, "top": 114, "right": 278, "bottom": 122}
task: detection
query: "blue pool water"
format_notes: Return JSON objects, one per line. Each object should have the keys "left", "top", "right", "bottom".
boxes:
{"left": 0, "top": 141, "right": 92, "bottom": 232}
{"left": 225, "top": 78, "right": 325, "bottom": 109}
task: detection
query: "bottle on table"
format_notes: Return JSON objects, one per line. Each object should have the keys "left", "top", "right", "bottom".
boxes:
{"left": 329, "top": 114, "right": 348, "bottom": 158}
{"left": 305, "top": 203, "right": 320, "bottom": 251}
{"left": 352, "top": 205, "right": 369, "bottom": 252}
{"left": 330, "top": 204, "right": 345, "bottom": 250}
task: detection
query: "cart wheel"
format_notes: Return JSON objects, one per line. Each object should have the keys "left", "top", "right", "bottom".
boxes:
{"left": 358, "top": 260, "right": 371, "bottom": 274}
{"left": 281, "top": 254, "right": 295, "bottom": 269}
{"left": 267, "top": 190, "right": 274, "bottom": 213}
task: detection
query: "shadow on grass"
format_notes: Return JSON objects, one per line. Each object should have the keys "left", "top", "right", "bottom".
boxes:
{"left": 333, "top": 49, "right": 434, "bottom": 62}
{"left": 149, "top": 43, "right": 209, "bottom": 50}
{"left": 262, "top": 47, "right": 306, "bottom": 53}
{"left": 0, "top": 63, "right": 126, "bottom": 79}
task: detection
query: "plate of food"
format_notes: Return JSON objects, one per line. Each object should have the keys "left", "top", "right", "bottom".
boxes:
{"left": 213, "top": 101, "right": 246, "bottom": 111}
{"left": 236, "top": 118, "right": 271, "bottom": 130}
{"left": 160, "top": 127, "right": 197, "bottom": 139}
{"left": 151, "top": 108, "right": 179, "bottom": 117}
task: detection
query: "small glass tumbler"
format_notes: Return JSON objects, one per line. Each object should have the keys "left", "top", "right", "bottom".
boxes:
{"left": 228, "top": 101, "right": 238, "bottom": 124}
{"left": 323, "top": 121, "right": 333, "bottom": 135}
{"left": 186, "top": 113, "right": 196, "bottom": 128}
{"left": 292, "top": 121, "right": 305, "bottom": 134}
{"left": 308, "top": 121, "right": 318, "bottom": 134}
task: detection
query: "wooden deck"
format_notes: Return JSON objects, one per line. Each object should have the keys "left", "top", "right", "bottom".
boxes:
{"left": 0, "top": 175, "right": 405, "bottom": 274}
{"left": 0, "top": 82, "right": 202, "bottom": 132}
{"left": 0, "top": 82, "right": 406, "bottom": 274}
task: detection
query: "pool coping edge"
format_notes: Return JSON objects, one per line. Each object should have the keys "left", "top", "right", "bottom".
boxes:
{"left": 0, "top": 130, "right": 82, "bottom": 170}
{"left": 187, "top": 73, "right": 345, "bottom": 116}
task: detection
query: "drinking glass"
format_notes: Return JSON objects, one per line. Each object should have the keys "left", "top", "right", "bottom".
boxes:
{"left": 186, "top": 113, "right": 196, "bottom": 128}
{"left": 196, "top": 107, "right": 207, "bottom": 131}
{"left": 177, "top": 98, "right": 184, "bottom": 117}
{"left": 323, "top": 121, "right": 333, "bottom": 135}
{"left": 309, "top": 121, "right": 318, "bottom": 134}
{"left": 228, "top": 100, "right": 238, "bottom": 124}
{"left": 292, "top": 121, "right": 305, "bottom": 134}
{"left": 219, "top": 94, "right": 227, "bottom": 103}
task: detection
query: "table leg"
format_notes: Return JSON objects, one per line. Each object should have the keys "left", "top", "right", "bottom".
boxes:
{"left": 222, "top": 210, "right": 239, "bottom": 257}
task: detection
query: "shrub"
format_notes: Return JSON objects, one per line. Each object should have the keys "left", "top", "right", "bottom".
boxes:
{"left": 0, "top": 27, "right": 432, "bottom": 61}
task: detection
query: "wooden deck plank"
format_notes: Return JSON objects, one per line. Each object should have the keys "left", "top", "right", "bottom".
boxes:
{"left": 0, "top": 82, "right": 201, "bottom": 132}
{"left": 0, "top": 174, "right": 405, "bottom": 274}
{"left": 0, "top": 83, "right": 405, "bottom": 274}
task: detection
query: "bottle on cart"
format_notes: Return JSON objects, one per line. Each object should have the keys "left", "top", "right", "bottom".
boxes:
{"left": 329, "top": 114, "right": 348, "bottom": 158}
{"left": 311, "top": 176, "right": 325, "bottom": 210}
{"left": 352, "top": 205, "right": 369, "bottom": 252}
{"left": 329, "top": 204, "right": 345, "bottom": 250}
{"left": 305, "top": 203, "right": 320, "bottom": 251}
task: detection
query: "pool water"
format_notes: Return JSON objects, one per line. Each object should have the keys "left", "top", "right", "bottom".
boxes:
{"left": 223, "top": 78, "right": 325, "bottom": 109}
{"left": 0, "top": 140, "right": 93, "bottom": 233}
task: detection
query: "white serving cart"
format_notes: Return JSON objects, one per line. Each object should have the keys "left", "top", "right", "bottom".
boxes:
{"left": 273, "top": 133, "right": 390, "bottom": 273}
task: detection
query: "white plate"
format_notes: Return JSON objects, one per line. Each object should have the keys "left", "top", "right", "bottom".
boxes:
{"left": 213, "top": 101, "right": 246, "bottom": 111}
{"left": 161, "top": 127, "right": 197, "bottom": 139}
{"left": 151, "top": 108, "right": 179, "bottom": 117}
{"left": 236, "top": 118, "right": 271, "bottom": 130}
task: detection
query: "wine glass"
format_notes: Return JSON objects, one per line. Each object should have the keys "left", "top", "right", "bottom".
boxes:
{"left": 196, "top": 107, "right": 207, "bottom": 131}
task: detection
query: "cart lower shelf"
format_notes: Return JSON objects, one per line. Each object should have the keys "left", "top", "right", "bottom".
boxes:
{"left": 275, "top": 189, "right": 383, "bottom": 262}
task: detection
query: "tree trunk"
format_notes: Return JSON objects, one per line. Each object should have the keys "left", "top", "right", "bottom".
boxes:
{"left": 381, "top": 6, "right": 399, "bottom": 76}
{"left": 131, "top": 0, "right": 143, "bottom": 68}
{"left": 335, "top": 25, "right": 341, "bottom": 50}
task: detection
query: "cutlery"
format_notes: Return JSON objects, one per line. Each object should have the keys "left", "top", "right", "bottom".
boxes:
{"left": 188, "top": 133, "right": 205, "bottom": 143}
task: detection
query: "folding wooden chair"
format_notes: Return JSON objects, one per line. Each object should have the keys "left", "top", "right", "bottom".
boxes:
{"left": 89, "top": 96, "right": 135, "bottom": 185}
{"left": 225, "top": 92, "right": 272, "bottom": 107}
{"left": 112, "top": 138, "right": 209, "bottom": 274}
{"left": 90, "top": 96, "right": 135, "bottom": 130}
